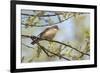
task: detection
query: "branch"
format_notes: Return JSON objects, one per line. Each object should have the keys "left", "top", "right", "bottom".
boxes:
{"left": 21, "top": 13, "right": 62, "bottom": 17}
{"left": 22, "top": 43, "right": 33, "bottom": 49}
{"left": 37, "top": 43, "right": 70, "bottom": 61}
{"left": 21, "top": 35, "right": 90, "bottom": 56}
{"left": 37, "top": 44, "right": 51, "bottom": 57}
{"left": 21, "top": 56, "right": 25, "bottom": 63}
{"left": 21, "top": 15, "right": 74, "bottom": 27}
{"left": 22, "top": 38, "right": 70, "bottom": 61}
{"left": 79, "top": 39, "right": 90, "bottom": 58}
{"left": 21, "top": 12, "right": 89, "bottom": 17}
{"left": 55, "top": 13, "right": 62, "bottom": 22}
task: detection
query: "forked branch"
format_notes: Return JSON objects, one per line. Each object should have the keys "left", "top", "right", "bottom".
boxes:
{"left": 21, "top": 35, "right": 90, "bottom": 56}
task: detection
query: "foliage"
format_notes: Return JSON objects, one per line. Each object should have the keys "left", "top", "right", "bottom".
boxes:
{"left": 21, "top": 10, "right": 90, "bottom": 62}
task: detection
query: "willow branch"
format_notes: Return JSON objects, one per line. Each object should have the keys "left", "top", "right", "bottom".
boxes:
{"left": 22, "top": 38, "right": 70, "bottom": 61}
{"left": 79, "top": 40, "right": 90, "bottom": 58}
{"left": 55, "top": 13, "right": 62, "bottom": 22}
{"left": 21, "top": 12, "right": 89, "bottom": 17}
{"left": 37, "top": 44, "right": 51, "bottom": 57}
{"left": 37, "top": 43, "right": 70, "bottom": 61}
{"left": 21, "top": 15, "right": 74, "bottom": 27}
{"left": 22, "top": 43, "right": 33, "bottom": 48}
{"left": 21, "top": 35, "right": 90, "bottom": 56}
{"left": 21, "top": 13, "right": 62, "bottom": 17}
{"left": 21, "top": 56, "right": 25, "bottom": 63}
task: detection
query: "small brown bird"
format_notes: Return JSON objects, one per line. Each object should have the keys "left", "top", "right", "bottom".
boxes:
{"left": 31, "top": 25, "right": 59, "bottom": 45}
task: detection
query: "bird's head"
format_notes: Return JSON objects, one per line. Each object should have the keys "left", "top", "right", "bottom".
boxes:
{"left": 52, "top": 25, "right": 59, "bottom": 30}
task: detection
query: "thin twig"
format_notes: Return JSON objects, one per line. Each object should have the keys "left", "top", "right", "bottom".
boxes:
{"left": 22, "top": 43, "right": 33, "bottom": 48}
{"left": 37, "top": 43, "right": 70, "bottom": 61}
{"left": 38, "top": 44, "right": 51, "bottom": 57}
{"left": 21, "top": 12, "right": 89, "bottom": 17}
{"left": 21, "top": 35, "right": 90, "bottom": 56}
{"left": 21, "top": 13, "right": 61, "bottom": 17}
{"left": 22, "top": 40, "right": 70, "bottom": 61}
{"left": 45, "top": 39, "right": 90, "bottom": 56}
{"left": 55, "top": 13, "right": 62, "bottom": 22}
{"left": 21, "top": 56, "right": 25, "bottom": 62}
{"left": 79, "top": 40, "right": 90, "bottom": 58}
{"left": 21, "top": 15, "right": 74, "bottom": 27}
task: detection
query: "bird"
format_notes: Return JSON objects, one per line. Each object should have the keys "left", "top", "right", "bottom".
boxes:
{"left": 31, "top": 25, "right": 59, "bottom": 45}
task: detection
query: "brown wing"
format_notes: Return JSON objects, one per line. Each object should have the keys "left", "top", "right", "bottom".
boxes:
{"left": 39, "top": 27, "right": 51, "bottom": 37}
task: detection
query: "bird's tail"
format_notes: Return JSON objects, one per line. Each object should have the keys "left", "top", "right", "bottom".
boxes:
{"left": 31, "top": 36, "right": 40, "bottom": 45}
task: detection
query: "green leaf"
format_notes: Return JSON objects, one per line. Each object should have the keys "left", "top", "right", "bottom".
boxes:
{"left": 37, "top": 46, "right": 42, "bottom": 57}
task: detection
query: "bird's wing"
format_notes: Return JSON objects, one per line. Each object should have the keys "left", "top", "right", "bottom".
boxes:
{"left": 39, "top": 27, "right": 51, "bottom": 37}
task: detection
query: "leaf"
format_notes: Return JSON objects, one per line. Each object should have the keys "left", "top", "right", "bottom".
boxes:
{"left": 28, "top": 58, "right": 33, "bottom": 62}
{"left": 37, "top": 46, "right": 42, "bottom": 57}
{"left": 47, "top": 17, "right": 54, "bottom": 25}
{"left": 26, "top": 16, "right": 37, "bottom": 27}
{"left": 37, "top": 43, "right": 50, "bottom": 57}
{"left": 85, "top": 31, "right": 90, "bottom": 39}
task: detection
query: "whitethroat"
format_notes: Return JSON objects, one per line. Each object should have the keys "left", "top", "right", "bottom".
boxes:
{"left": 31, "top": 25, "right": 59, "bottom": 45}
